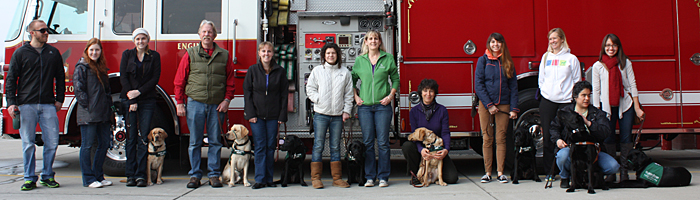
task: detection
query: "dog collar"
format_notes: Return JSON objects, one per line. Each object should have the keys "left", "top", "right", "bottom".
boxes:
{"left": 517, "top": 146, "right": 533, "bottom": 153}
{"left": 428, "top": 145, "right": 444, "bottom": 152}
{"left": 574, "top": 141, "right": 598, "bottom": 146}
{"left": 286, "top": 152, "right": 304, "bottom": 159}
{"left": 148, "top": 150, "right": 167, "bottom": 157}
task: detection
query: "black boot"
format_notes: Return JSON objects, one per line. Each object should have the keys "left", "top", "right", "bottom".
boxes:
{"left": 620, "top": 143, "right": 634, "bottom": 181}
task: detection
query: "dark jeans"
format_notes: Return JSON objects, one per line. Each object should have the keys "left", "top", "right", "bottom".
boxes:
{"left": 122, "top": 100, "right": 155, "bottom": 180}
{"left": 79, "top": 122, "right": 111, "bottom": 186}
{"left": 250, "top": 119, "right": 279, "bottom": 184}
{"left": 539, "top": 98, "right": 569, "bottom": 176}
{"left": 605, "top": 106, "right": 635, "bottom": 144}
{"left": 401, "top": 141, "right": 458, "bottom": 184}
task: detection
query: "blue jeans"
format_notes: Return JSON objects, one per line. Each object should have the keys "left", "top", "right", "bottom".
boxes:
{"left": 605, "top": 107, "right": 635, "bottom": 144}
{"left": 19, "top": 104, "right": 59, "bottom": 182}
{"left": 358, "top": 104, "right": 392, "bottom": 181}
{"left": 250, "top": 119, "right": 279, "bottom": 184}
{"left": 122, "top": 100, "right": 155, "bottom": 180}
{"left": 186, "top": 98, "right": 225, "bottom": 179}
{"left": 79, "top": 122, "right": 111, "bottom": 186}
{"left": 556, "top": 147, "right": 619, "bottom": 179}
{"left": 312, "top": 114, "right": 343, "bottom": 162}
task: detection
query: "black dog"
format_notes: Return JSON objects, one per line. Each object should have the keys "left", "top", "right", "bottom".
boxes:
{"left": 559, "top": 109, "right": 608, "bottom": 194}
{"left": 274, "top": 135, "right": 308, "bottom": 187}
{"left": 611, "top": 149, "right": 691, "bottom": 188}
{"left": 345, "top": 140, "right": 367, "bottom": 186}
{"left": 511, "top": 119, "right": 541, "bottom": 184}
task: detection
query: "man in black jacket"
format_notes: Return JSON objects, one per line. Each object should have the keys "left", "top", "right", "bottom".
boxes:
{"left": 6, "top": 19, "right": 65, "bottom": 191}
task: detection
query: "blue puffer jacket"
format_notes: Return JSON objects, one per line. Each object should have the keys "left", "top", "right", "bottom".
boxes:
{"left": 474, "top": 52, "right": 519, "bottom": 112}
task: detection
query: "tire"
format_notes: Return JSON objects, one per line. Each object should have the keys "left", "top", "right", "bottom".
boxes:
{"left": 513, "top": 88, "right": 546, "bottom": 174}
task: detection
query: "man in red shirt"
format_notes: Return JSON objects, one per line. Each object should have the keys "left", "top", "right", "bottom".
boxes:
{"left": 173, "top": 20, "right": 235, "bottom": 188}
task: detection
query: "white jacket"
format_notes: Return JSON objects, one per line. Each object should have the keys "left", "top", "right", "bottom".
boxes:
{"left": 305, "top": 62, "right": 354, "bottom": 116}
{"left": 591, "top": 59, "right": 639, "bottom": 119}
{"left": 538, "top": 47, "right": 582, "bottom": 103}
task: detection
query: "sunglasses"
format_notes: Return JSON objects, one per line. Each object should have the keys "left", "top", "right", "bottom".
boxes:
{"left": 33, "top": 28, "right": 49, "bottom": 34}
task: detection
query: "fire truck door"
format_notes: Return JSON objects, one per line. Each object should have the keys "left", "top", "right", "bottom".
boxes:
{"left": 677, "top": 1, "right": 700, "bottom": 128}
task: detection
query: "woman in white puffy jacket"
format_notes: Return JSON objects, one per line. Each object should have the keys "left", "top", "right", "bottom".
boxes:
{"left": 305, "top": 43, "right": 354, "bottom": 189}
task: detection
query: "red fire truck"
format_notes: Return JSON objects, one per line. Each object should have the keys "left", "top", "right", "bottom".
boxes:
{"left": 2, "top": 0, "right": 699, "bottom": 175}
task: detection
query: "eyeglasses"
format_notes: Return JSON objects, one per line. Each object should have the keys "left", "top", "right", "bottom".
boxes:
{"left": 605, "top": 44, "right": 618, "bottom": 48}
{"left": 33, "top": 28, "right": 49, "bottom": 34}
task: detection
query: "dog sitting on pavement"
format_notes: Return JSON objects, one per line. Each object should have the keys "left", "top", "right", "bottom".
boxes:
{"left": 559, "top": 109, "right": 608, "bottom": 194}
{"left": 147, "top": 127, "right": 168, "bottom": 186}
{"left": 611, "top": 149, "right": 691, "bottom": 188}
{"left": 407, "top": 127, "right": 447, "bottom": 187}
{"left": 273, "top": 135, "right": 308, "bottom": 187}
{"left": 222, "top": 124, "right": 253, "bottom": 187}
{"left": 345, "top": 140, "right": 366, "bottom": 186}
{"left": 511, "top": 119, "right": 542, "bottom": 184}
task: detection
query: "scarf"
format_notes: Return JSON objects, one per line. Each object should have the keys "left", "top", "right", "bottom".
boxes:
{"left": 602, "top": 56, "right": 623, "bottom": 106}
{"left": 421, "top": 101, "right": 436, "bottom": 121}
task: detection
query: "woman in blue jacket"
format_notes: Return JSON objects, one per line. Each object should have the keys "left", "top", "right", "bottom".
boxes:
{"left": 474, "top": 32, "right": 518, "bottom": 183}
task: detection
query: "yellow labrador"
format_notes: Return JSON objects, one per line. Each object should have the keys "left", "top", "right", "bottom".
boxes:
{"left": 147, "top": 127, "right": 168, "bottom": 186}
{"left": 407, "top": 127, "right": 447, "bottom": 187}
{"left": 222, "top": 124, "right": 252, "bottom": 187}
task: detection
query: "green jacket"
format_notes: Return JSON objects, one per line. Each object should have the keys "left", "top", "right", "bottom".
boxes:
{"left": 351, "top": 51, "right": 400, "bottom": 106}
{"left": 185, "top": 43, "right": 229, "bottom": 104}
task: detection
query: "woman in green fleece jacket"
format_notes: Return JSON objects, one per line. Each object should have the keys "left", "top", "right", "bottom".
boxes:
{"left": 351, "top": 30, "right": 399, "bottom": 187}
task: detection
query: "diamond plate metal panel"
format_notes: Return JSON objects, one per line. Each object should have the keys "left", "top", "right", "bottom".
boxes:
{"left": 290, "top": 0, "right": 306, "bottom": 11}
{"left": 306, "top": 0, "right": 384, "bottom": 13}
{"left": 289, "top": 12, "right": 298, "bottom": 25}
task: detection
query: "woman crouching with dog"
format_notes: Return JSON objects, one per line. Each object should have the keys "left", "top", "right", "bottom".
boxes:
{"left": 306, "top": 43, "right": 353, "bottom": 189}
{"left": 75, "top": 38, "right": 113, "bottom": 188}
{"left": 474, "top": 32, "right": 519, "bottom": 183}
{"left": 551, "top": 81, "right": 619, "bottom": 189}
{"left": 401, "top": 79, "right": 459, "bottom": 185}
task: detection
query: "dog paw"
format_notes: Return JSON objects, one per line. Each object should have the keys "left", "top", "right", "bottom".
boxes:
{"left": 301, "top": 182, "right": 308, "bottom": 187}
{"left": 439, "top": 182, "right": 447, "bottom": 186}
{"left": 281, "top": 184, "right": 288, "bottom": 187}
{"left": 244, "top": 182, "right": 251, "bottom": 187}
{"left": 566, "top": 188, "right": 575, "bottom": 193}
{"left": 512, "top": 180, "right": 519, "bottom": 184}
{"left": 587, "top": 189, "right": 596, "bottom": 194}
{"left": 602, "top": 186, "right": 609, "bottom": 190}
{"left": 156, "top": 181, "right": 163, "bottom": 185}
{"left": 535, "top": 179, "right": 542, "bottom": 182}
{"left": 228, "top": 183, "right": 235, "bottom": 187}
{"left": 148, "top": 182, "right": 154, "bottom": 186}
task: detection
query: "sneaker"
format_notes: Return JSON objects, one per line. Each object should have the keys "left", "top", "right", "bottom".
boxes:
{"left": 21, "top": 181, "right": 36, "bottom": 191}
{"left": 378, "top": 180, "right": 389, "bottom": 187}
{"left": 100, "top": 180, "right": 113, "bottom": 186}
{"left": 88, "top": 181, "right": 103, "bottom": 188}
{"left": 497, "top": 175, "right": 509, "bottom": 183}
{"left": 39, "top": 178, "right": 60, "bottom": 188}
{"left": 364, "top": 180, "right": 375, "bottom": 187}
{"left": 480, "top": 175, "right": 491, "bottom": 183}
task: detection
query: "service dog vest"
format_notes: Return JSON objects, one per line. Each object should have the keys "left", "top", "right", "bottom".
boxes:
{"left": 640, "top": 162, "right": 664, "bottom": 186}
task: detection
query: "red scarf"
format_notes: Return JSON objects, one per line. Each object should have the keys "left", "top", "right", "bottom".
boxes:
{"left": 602, "top": 56, "right": 623, "bottom": 106}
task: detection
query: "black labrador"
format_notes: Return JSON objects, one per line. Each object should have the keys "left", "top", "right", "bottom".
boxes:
{"left": 559, "top": 109, "right": 608, "bottom": 194}
{"left": 511, "top": 118, "right": 541, "bottom": 184}
{"left": 274, "top": 135, "right": 308, "bottom": 187}
{"left": 611, "top": 149, "right": 691, "bottom": 188}
{"left": 346, "top": 140, "right": 367, "bottom": 186}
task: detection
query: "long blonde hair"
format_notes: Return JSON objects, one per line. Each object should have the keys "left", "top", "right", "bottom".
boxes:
{"left": 360, "top": 30, "right": 386, "bottom": 55}
{"left": 547, "top": 28, "right": 570, "bottom": 53}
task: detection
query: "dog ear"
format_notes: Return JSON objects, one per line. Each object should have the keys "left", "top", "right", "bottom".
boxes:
{"left": 241, "top": 125, "right": 249, "bottom": 136}
{"left": 160, "top": 128, "right": 168, "bottom": 139}
{"left": 148, "top": 129, "right": 154, "bottom": 141}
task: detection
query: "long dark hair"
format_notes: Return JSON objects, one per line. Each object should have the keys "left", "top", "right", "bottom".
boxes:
{"left": 320, "top": 43, "right": 342, "bottom": 68}
{"left": 487, "top": 32, "right": 514, "bottom": 78}
{"left": 82, "top": 38, "right": 108, "bottom": 84}
{"left": 598, "top": 33, "right": 628, "bottom": 69}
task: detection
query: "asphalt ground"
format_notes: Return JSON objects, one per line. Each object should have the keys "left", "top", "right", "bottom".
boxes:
{"left": 0, "top": 137, "right": 698, "bottom": 200}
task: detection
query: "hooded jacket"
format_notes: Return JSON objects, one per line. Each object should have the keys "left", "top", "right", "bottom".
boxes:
{"left": 6, "top": 42, "right": 65, "bottom": 106}
{"left": 306, "top": 62, "right": 354, "bottom": 116}
{"left": 351, "top": 51, "right": 400, "bottom": 106}
{"left": 537, "top": 47, "right": 581, "bottom": 103}
{"left": 119, "top": 48, "right": 161, "bottom": 104}
{"left": 74, "top": 59, "right": 112, "bottom": 125}
{"left": 243, "top": 62, "right": 289, "bottom": 122}
{"left": 474, "top": 52, "right": 519, "bottom": 112}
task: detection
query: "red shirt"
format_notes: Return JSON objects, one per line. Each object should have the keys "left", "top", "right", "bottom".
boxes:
{"left": 173, "top": 48, "right": 235, "bottom": 104}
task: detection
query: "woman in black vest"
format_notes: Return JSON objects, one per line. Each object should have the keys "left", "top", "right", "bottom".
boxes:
{"left": 119, "top": 28, "right": 161, "bottom": 187}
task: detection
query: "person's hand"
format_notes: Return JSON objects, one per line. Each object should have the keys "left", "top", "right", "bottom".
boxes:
{"left": 127, "top": 90, "right": 141, "bottom": 99}
{"left": 354, "top": 95, "right": 364, "bottom": 106}
{"left": 176, "top": 104, "right": 186, "bottom": 117}
{"left": 509, "top": 111, "right": 518, "bottom": 119}
{"left": 420, "top": 148, "right": 431, "bottom": 160}
{"left": 217, "top": 100, "right": 230, "bottom": 113}
{"left": 8, "top": 105, "right": 17, "bottom": 119}
{"left": 575, "top": 110, "right": 592, "bottom": 126}
{"left": 342, "top": 113, "right": 350, "bottom": 122}
{"left": 129, "top": 103, "right": 138, "bottom": 112}
{"left": 54, "top": 101, "right": 62, "bottom": 112}
{"left": 379, "top": 94, "right": 394, "bottom": 105}
{"left": 435, "top": 149, "right": 448, "bottom": 160}
{"left": 248, "top": 117, "right": 257, "bottom": 123}
{"left": 635, "top": 107, "right": 645, "bottom": 121}
{"left": 278, "top": 120, "right": 283, "bottom": 124}
{"left": 557, "top": 139, "right": 568, "bottom": 149}
{"left": 488, "top": 105, "right": 499, "bottom": 115}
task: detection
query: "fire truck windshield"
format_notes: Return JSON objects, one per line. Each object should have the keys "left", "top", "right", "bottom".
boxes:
{"left": 5, "top": 0, "right": 27, "bottom": 41}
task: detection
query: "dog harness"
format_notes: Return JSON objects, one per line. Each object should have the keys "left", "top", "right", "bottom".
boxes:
{"left": 232, "top": 140, "right": 253, "bottom": 156}
{"left": 573, "top": 141, "right": 600, "bottom": 162}
{"left": 346, "top": 151, "right": 356, "bottom": 161}
{"left": 286, "top": 152, "right": 304, "bottom": 160}
{"left": 148, "top": 144, "right": 167, "bottom": 157}
{"left": 516, "top": 146, "right": 533, "bottom": 153}
{"left": 639, "top": 162, "right": 663, "bottom": 186}
{"left": 427, "top": 139, "right": 444, "bottom": 152}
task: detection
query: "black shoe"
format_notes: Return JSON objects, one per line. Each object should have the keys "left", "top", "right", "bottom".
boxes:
{"left": 136, "top": 178, "right": 147, "bottom": 187}
{"left": 266, "top": 182, "right": 277, "bottom": 187}
{"left": 126, "top": 178, "right": 137, "bottom": 187}
{"left": 560, "top": 179, "right": 570, "bottom": 189}
{"left": 186, "top": 177, "right": 201, "bottom": 188}
{"left": 209, "top": 177, "right": 223, "bottom": 188}
{"left": 252, "top": 183, "right": 266, "bottom": 189}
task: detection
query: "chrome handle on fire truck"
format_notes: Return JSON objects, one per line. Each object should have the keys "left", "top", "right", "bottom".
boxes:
{"left": 690, "top": 53, "right": 700, "bottom": 66}
{"left": 528, "top": 61, "right": 540, "bottom": 70}
{"left": 232, "top": 19, "right": 238, "bottom": 64}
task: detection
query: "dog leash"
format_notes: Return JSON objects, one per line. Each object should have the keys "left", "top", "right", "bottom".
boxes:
{"left": 633, "top": 119, "right": 645, "bottom": 150}
{"left": 409, "top": 171, "right": 426, "bottom": 188}
{"left": 275, "top": 122, "right": 287, "bottom": 162}
{"left": 218, "top": 113, "right": 230, "bottom": 149}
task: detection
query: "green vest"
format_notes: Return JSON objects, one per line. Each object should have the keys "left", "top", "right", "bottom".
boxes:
{"left": 185, "top": 43, "right": 229, "bottom": 104}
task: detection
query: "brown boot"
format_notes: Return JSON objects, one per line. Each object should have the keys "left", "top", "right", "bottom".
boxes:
{"left": 331, "top": 161, "right": 350, "bottom": 188}
{"left": 311, "top": 162, "right": 324, "bottom": 189}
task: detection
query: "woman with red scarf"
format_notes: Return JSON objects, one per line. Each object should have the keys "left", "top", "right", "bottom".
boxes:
{"left": 591, "top": 33, "right": 645, "bottom": 183}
